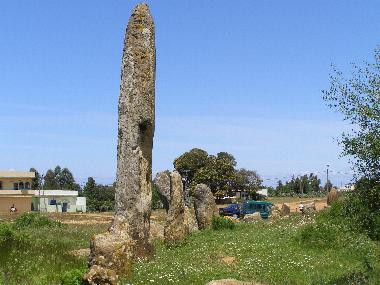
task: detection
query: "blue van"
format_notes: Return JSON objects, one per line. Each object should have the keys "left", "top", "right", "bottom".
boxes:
{"left": 241, "top": 200, "right": 273, "bottom": 219}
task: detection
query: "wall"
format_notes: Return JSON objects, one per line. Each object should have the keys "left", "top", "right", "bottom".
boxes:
{"left": 0, "top": 196, "right": 32, "bottom": 212}
{"left": 37, "top": 196, "right": 77, "bottom": 213}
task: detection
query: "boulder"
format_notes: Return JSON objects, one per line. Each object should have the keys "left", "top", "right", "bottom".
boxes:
{"left": 164, "top": 171, "right": 187, "bottom": 244}
{"left": 270, "top": 205, "right": 281, "bottom": 218}
{"left": 242, "top": 212, "right": 262, "bottom": 222}
{"left": 193, "top": 184, "right": 219, "bottom": 229}
{"left": 280, "top": 203, "right": 291, "bottom": 216}
{"left": 327, "top": 188, "right": 339, "bottom": 205}
{"left": 82, "top": 265, "right": 117, "bottom": 285}
{"left": 301, "top": 202, "right": 316, "bottom": 214}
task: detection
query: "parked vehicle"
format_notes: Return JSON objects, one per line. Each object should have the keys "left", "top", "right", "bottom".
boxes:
{"left": 219, "top": 204, "right": 241, "bottom": 217}
{"left": 241, "top": 200, "right": 273, "bottom": 219}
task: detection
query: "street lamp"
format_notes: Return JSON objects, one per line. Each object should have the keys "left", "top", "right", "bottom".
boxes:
{"left": 39, "top": 174, "right": 44, "bottom": 213}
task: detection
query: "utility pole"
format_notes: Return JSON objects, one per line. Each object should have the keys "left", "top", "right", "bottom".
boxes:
{"left": 326, "top": 164, "right": 330, "bottom": 191}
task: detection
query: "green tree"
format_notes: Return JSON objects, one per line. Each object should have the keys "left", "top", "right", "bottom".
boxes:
{"left": 234, "top": 168, "right": 262, "bottom": 192}
{"left": 192, "top": 153, "right": 236, "bottom": 194}
{"left": 29, "top": 167, "right": 42, "bottom": 190}
{"left": 173, "top": 148, "right": 209, "bottom": 185}
{"left": 43, "top": 169, "right": 58, "bottom": 189}
{"left": 59, "top": 168, "right": 76, "bottom": 190}
{"left": 83, "top": 177, "right": 115, "bottom": 212}
{"left": 323, "top": 47, "right": 380, "bottom": 178}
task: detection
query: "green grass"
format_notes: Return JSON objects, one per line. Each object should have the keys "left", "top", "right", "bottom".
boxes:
{"left": 0, "top": 212, "right": 379, "bottom": 285}
{"left": 126, "top": 215, "right": 379, "bottom": 285}
{"left": 0, "top": 217, "right": 107, "bottom": 285}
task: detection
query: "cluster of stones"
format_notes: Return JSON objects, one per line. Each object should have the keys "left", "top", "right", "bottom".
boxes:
{"left": 154, "top": 172, "right": 218, "bottom": 244}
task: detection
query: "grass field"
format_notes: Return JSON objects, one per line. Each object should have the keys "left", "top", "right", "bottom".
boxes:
{"left": 0, "top": 208, "right": 379, "bottom": 285}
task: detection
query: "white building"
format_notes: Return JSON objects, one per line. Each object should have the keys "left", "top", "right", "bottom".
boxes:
{"left": 33, "top": 190, "right": 86, "bottom": 213}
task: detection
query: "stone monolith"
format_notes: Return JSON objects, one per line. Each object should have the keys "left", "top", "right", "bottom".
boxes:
{"left": 85, "top": 3, "right": 155, "bottom": 282}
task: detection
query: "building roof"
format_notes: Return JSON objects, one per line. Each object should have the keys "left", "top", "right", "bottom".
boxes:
{"left": 34, "top": 190, "right": 78, "bottom": 197}
{"left": 0, "top": 171, "right": 35, "bottom": 179}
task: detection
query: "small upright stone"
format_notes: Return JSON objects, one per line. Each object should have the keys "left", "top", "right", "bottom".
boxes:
{"left": 164, "top": 171, "right": 187, "bottom": 243}
{"left": 280, "top": 203, "right": 290, "bottom": 216}
{"left": 327, "top": 188, "right": 339, "bottom": 205}
{"left": 193, "top": 184, "right": 219, "bottom": 229}
{"left": 154, "top": 171, "right": 171, "bottom": 211}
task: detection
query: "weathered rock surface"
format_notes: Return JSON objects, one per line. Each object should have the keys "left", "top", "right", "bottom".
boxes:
{"left": 242, "top": 212, "right": 262, "bottom": 222}
{"left": 150, "top": 220, "right": 164, "bottom": 241}
{"left": 270, "top": 205, "right": 281, "bottom": 218}
{"left": 206, "top": 279, "right": 264, "bottom": 285}
{"left": 193, "top": 184, "right": 219, "bottom": 229}
{"left": 85, "top": 3, "right": 155, "bottom": 282}
{"left": 280, "top": 203, "right": 290, "bottom": 216}
{"left": 327, "top": 188, "right": 339, "bottom": 205}
{"left": 164, "top": 171, "right": 187, "bottom": 243}
{"left": 154, "top": 170, "right": 171, "bottom": 211}
{"left": 83, "top": 265, "right": 118, "bottom": 285}
{"left": 184, "top": 204, "right": 199, "bottom": 233}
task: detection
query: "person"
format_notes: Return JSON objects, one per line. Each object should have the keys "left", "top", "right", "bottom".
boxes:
{"left": 298, "top": 203, "right": 304, "bottom": 214}
{"left": 10, "top": 204, "right": 17, "bottom": 213}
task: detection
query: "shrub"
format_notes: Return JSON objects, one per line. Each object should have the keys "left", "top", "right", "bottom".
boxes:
{"left": 212, "top": 216, "right": 235, "bottom": 230}
{"left": 14, "top": 213, "right": 63, "bottom": 228}
{"left": 0, "top": 223, "right": 13, "bottom": 244}
{"left": 296, "top": 222, "right": 338, "bottom": 248}
{"left": 60, "top": 268, "right": 86, "bottom": 285}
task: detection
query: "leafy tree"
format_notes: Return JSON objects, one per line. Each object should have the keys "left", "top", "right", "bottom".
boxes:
{"left": 234, "top": 168, "right": 262, "bottom": 196}
{"left": 173, "top": 148, "right": 209, "bottom": 185}
{"left": 58, "top": 168, "right": 76, "bottom": 190}
{"left": 322, "top": 48, "right": 380, "bottom": 240}
{"left": 83, "top": 177, "right": 115, "bottom": 212}
{"left": 192, "top": 153, "right": 236, "bottom": 194}
{"left": 275, "top": 174, "right": 322, "bottom": 196}
{"left": 29, "top": 167, "right": 42, "bottom": 190}
{"left": 43, "top": 169, "right": 58, "bottom": 189}
{"left": 323, "top": 47, "right": 380, "bottom": 178}
{"left": 42, "top": 166, "right": 78, "bottom": 190}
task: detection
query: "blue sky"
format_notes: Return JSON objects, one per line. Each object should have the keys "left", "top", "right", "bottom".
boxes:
{"left": 1, "top": 1, "right": 379, "bottom": 187}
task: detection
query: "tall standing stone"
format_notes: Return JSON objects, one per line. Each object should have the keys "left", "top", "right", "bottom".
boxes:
{"left": 84, "top": 4, "right": 155, "bottom": 283}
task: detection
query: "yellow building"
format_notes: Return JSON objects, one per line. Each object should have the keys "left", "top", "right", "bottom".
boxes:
{"left": 0, "top": 171, "right": 35, "bottom": 212}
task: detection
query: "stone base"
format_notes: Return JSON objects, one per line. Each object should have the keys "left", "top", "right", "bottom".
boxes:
{"left": 83, "top": 265, "right": 118, "bottom": 285}
{"left": 84, "top": 218, "right": 154, "bottom": 284}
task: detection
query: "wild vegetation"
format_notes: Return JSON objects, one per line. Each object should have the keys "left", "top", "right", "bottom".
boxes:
{"left": 0, "top": 210, "right": 379, "bottom": 285}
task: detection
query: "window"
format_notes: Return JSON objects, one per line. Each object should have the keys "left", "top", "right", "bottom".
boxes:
{"left": 19, "top": 182, "right": 24, "bottom": 190}
{"left": 0, "top": 181, "right": 2, "bottom": 190}
{"left": 25, "top": 182, "right": 30, "bottom": 189}
{"left": 13, "top": 183, "right": 18, "bottom": 190}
